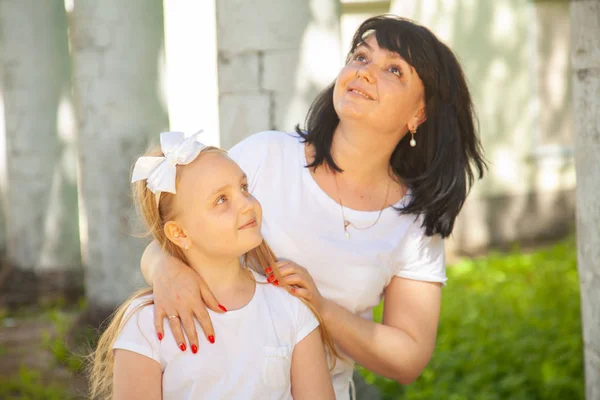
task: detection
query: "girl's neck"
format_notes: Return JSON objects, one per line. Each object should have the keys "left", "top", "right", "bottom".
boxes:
{"left": 187, "top": 254, "right": 255, "bottom": 309}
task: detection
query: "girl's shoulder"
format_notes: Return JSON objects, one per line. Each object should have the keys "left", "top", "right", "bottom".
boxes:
{"left": 251, "top": 270, "right": 305, "bottom": 315}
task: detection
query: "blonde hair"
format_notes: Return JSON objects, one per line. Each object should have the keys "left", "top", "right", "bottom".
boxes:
{"left": 88, "top": 145, "right": 340, "bottom": 399}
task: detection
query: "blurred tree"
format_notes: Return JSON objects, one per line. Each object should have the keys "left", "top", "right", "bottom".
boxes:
{"left": 71, "top": 0, "right": 169, "bottom": 325}
{"left": 0, "top": 0, "right": 81, "bottom": 305}
{"left": 571, "top": 1, "right": 600, "bottom": 399}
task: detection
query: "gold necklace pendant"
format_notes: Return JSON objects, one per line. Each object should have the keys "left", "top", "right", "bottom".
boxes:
{"left": 344, "top": 221, "right": 351, "bottom": 239}
{"left": 335, "top": 173, "right": 391, "bottom": 239}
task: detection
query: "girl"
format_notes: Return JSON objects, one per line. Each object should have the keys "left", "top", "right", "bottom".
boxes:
{"left": 89, "top": 131, "right": 336, "bottom": 399}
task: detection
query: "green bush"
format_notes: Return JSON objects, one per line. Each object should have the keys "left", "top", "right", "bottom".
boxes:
{"left": 359, "top": 240, "right": 584, "bottom": 400}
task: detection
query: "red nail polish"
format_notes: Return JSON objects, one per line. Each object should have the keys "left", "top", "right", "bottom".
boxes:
{"left": 273, "top": 280, "right": 279, "bottom": 286}
{"left": 265, "top": 267, "right": 273, "bottom": 274}
{"left": 179, "top": 343, "right": 186, "bottom": 352}
{"left": 218, "top": 304, "right": 228, "bottom": 312}
{"left": 267, "top": 275, "right": 275, "bottom": 283}
{"left": 191, "top": 344, "right": 198, "bottom": 354}
{"left": 157, "top": 332, "right": 163, "bottom": 341}
{"left": 208, "top": 335, "right": 215, "bottom": 344}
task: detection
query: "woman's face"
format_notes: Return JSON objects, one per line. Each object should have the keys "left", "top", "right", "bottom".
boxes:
{"left": 333, "top": 34, "right": 426, "bottom": 134}
{"left": 169, "top": 151, "right": 263, "bottom": 260}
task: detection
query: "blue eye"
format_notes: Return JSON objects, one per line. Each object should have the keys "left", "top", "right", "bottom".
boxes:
{"left": 216, "top": 195, "right": 227, "bottom": 205}
{"left": 352, "top": 52, "right": 368, "bottom": 63}
{"left": 389, "top": 66, "right": 402, "bottom": 76}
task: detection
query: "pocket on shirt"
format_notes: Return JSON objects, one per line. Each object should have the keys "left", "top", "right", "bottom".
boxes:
{"left": 262, "top": 345, "right": 292, "bottom": 388}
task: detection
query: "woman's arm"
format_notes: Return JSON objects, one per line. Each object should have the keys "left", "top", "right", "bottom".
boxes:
{"left": 321, "top": 277, "right": 441, "bottom": 384}
{"left": 140, "top": 240, "right": 222, "bottom": 351}
{"left": 277, "top": 262, "right": 441, "bottom": 384}
{"left": 140, "top": 240, "right": 163, "bottom": 286}
{"left": 113, "top": 350, "right": 162, "bottom": 400}
{"left": 290, "top": 329, "right": 335, "bottom": 399}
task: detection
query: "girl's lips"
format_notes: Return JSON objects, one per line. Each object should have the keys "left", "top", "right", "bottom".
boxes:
{"left": 239, "top": 219, "right": 257, "bottom": 230}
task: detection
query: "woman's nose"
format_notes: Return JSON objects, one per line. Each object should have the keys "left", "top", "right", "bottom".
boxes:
{"left": 356, "top": 63, "right": 375, "bottom": 83}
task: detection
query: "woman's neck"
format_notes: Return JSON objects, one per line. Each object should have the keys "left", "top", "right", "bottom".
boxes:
{"left": 328, "top": 121, "right": 402, "bottom": 184}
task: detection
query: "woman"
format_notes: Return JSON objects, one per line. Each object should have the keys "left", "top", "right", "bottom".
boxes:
{"left": 141, "top": 15, "right": 486, "bottom": 399}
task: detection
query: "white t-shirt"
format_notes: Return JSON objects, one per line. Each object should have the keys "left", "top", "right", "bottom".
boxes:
{"left": 113, "top": 270, "right": 319, "bottom": 400}
{"left": 229, "top": 131, "right": 446, "bottom": 399}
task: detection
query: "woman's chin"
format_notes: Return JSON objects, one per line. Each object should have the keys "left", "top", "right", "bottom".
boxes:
{"left": 336, "top": 104, "right": 372, "bottom": 123}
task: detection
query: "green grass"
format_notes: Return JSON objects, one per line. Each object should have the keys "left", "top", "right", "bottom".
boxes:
{"left": 359, "top": 239, "right": 584, "bottom": 399}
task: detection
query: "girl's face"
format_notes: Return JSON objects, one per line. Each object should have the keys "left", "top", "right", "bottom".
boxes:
{"left": 168, "top": 151, "right": 263, "bottom": 261}
{"left": 333, "top": 34, "right": 426, "bottom": 134}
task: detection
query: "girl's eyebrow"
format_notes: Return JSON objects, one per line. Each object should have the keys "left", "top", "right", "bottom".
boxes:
{"left": 208, "top": 173, "right": 248, "bottom": 198}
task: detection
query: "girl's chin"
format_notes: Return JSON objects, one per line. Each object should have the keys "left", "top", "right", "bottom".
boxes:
{"left": 240, "top": 235, "right": 264, "bottom": 253}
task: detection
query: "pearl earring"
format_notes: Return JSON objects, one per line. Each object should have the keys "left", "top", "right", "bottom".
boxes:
{"left": 410, "top": 128, "right": 417, "bottom": 147}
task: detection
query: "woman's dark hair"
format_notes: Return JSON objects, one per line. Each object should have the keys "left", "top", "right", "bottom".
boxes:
{"left": 295, "top": 15, "right": 486, "bottom": 238}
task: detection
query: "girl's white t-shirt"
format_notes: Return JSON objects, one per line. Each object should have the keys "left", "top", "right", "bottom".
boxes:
{"left": 113, "top": 270, "right": 319, "bottom": 400}
{"left": 228, "top": 131, "right": 446, "bottom": 400}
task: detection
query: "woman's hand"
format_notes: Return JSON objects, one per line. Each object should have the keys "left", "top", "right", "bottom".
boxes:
{"left": 274, "top": 260, "right": 327, "bottom": 313}
{"left": 152, "top": 255, "right": 224, "bottom": 352}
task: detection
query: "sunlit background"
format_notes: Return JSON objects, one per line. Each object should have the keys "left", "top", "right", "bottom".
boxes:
{"left": 0, "top": 0, "right": 596, "bottom": 399}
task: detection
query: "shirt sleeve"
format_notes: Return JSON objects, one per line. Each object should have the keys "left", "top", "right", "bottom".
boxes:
{"left": 112, "top": 297, "right": 161, "bottom": 365}
{"left": 393, "top": 218, "right": 447, "bottom": 285}
{"left": 294, "top": 299, "right": 320, "bottom": 345}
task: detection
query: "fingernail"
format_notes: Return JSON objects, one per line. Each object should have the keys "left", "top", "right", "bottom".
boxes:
{"left": 157, "top": 332, "right": 163, "bottom": 341}
{"left": 191, "top": 344, "right": 198, "bottom": 354}
{"left": 267, "top": 275, "right": 275, "bottom": 283}
{"left": 291, "top": 287, "right": 296, "bottom": 293}
{"left": 273, "top": 280, "right": 279, "bottom": 286}
{"left": 179, "top": 343, "right": 186, "bottom": 352}
{"left": 218, "top": 304, "right": 228, "bottom": 312}
{"left": 265, "top": 266, "right": 273, "bottom": 274}
{"left": 208, "top": 335, "right": 215, "bottom": 344}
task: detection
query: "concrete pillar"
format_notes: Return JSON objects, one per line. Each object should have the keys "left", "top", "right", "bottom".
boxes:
{"left": 216, "top": 0, "right": 342, "bottom": 149}
{"left": 0, "top": 0, "right": 82, "bottom": 304}
{"left": 71, "top": 0, "right": 169, "bottom": 316}
{"left": 571, "top": 1, "right": 600, "bottom": 398}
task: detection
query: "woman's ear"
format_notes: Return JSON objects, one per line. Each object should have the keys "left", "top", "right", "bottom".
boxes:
{"left": 164, "top": 221, "right": 190, "bottom": 250}
{"left": 408, "top": 106, "right": 427, "bottom": 132}
{"left": 417, "top": 106, "right": 427, "bottom": 126}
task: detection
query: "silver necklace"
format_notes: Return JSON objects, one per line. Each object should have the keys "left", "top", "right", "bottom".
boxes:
{"left": 334, "top": 174, "right": 391, "bottom": 239}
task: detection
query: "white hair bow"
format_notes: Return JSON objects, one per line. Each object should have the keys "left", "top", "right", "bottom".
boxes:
{"left": 132, "top": 131, "right": 206, "bottom": 204}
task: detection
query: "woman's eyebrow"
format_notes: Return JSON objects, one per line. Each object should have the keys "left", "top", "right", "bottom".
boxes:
{"left": 355, "top": 41, "right": 372, "bottom": 51}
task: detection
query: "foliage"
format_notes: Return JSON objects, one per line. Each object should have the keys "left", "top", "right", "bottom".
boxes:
{"left": 359, "top": 239, "right": 584, "bottom": 400}
{"left": 0, "top": 366, "right": 75, "bottom": 400}
{"left": 42, "top": 301, "right": 96, "bottom": 374}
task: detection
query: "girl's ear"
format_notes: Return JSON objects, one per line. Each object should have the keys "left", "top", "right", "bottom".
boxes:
{"left": 164, "top": 221, "right": 190, "bottom": 250}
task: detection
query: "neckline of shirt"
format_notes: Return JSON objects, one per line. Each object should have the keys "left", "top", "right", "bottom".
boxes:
{"left": 207, "top": 269, "right": 264, "bottom": 319}
{"left": 294, "top": 133, "right": 410, "bottom": 222}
